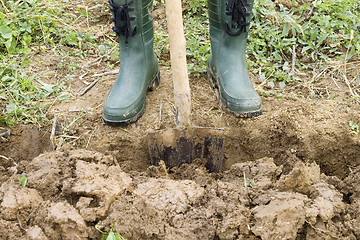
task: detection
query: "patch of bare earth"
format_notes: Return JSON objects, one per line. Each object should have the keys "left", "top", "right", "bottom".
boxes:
{"left": 1, "top": 0, "right": 360, "bottom": 239}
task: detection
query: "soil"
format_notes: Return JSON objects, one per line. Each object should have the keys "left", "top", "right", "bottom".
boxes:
{"left": 1, "top": 0, "right": 360, "bottom": 239}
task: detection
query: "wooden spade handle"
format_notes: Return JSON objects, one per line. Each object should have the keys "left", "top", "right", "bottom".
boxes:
{"left": 165, "top": 0, "right": 191, "bottom": 127}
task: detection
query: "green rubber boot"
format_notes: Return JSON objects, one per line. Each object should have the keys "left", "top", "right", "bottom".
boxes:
{"left": 207, "top": 0, "right": 262, "bottom": 117}
{"left": 103, "top": 0, "right": 160, "bottom": 125}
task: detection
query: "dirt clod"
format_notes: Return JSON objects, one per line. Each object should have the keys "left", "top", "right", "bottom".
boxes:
{"left": 1, "top": 149, "right": 358, "bottom": 239}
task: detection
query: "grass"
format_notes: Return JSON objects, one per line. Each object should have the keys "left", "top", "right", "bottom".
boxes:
{"left": 1, "top": 0, "right": 359, "bottom": 127}
{"left": 0, "top": 0, "right": 76, "bottom": 126}
{"left": 249, "top": 0, "right": 360, "bottom": 85}
{"left": 0, "top": 0, "right": 105, "bottom": 127}
{"left": 157, "top": 0, "right": 360, "bottom": 85}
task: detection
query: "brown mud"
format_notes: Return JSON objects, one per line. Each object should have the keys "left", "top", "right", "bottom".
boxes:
{"left": 1, "top": 0, "right": 360, "bottom": 239}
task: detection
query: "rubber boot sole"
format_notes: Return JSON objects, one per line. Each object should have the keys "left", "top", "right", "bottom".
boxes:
{"left": 207, "top": 69, "right": 262, "bottom": 118}
{"left": 103, "top": 69, "right": 160, "bottom": 126}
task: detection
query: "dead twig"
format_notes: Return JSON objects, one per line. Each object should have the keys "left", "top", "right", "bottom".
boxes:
{"left": 255, "top": 70, "right": 276, "bottom": 90}
{"left": 159, "top": 100, "right": 163, "bottom": 125}
{"left": 343, "top": 73, "right": 359, "bottom": 102}
{"left": 119, "top": 127, "right": 130, "bottom": 134}
{"left": 193, "top": 126, "right": 225, "bottom": 131}
{"left": 343, "top": 32, "right": 359, "bottom": 102}
{"left": 78, "top": 70, "right": 119, "bottom": 96}
{"left": 0, "top": 130, "right": 11, "bottom": 138}
{"left": 306, "top": 0, "right": 317, "bottom": 20}
{"left": 17, "top": 212, "right": 26, "bottom": 231}
{"left": 79, "top": 71, "right": 89, "bottom": 80}
{"left": 0, "top": 155, "right": 10, "bottom": 160}
{"left": 0, "top": 0, "right": 9, "bottom": 12}
{"left": 79, "top": 79, "right": 99, "bottom": 96}
{"left": 92, "top": 69, "right": 119, "bottom": 77}
{"left": 63, "top": 111, "right": 86, "bottom": 131}
{"left": 50, "top": 115, "right": 58, "bottom": 150}
{"left": 59, "top": 135, "right": 79, "bottom": 139}
{"left": 67, "top": 130, "right": 91, "bottom": 145}
{"left": 86, "top": 126, "right": 98, "bottom": 148}
{"left": 128, "top": 184, "right": 146, "bottom": 203}
{"left": 159, "top": 160, "right": 169, "bottom": 179}
{"left": 243, "top": 171, "right": 247, "bottom": 188}
{"left": 45, "top": 96, "right": 59, "bottom": 116}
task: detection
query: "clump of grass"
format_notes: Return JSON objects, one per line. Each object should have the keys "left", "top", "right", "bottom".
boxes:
{"left": 155, "top": 0, "right": 359, "bottom": 82}
{"left": 0, "top": 0, "right": 92, "bottom": 126}
{"left": 0, "top": 65, "right": 69, "bottom": 126}
{"left": 249, "top": 0, "right": 360, "bottom": 84}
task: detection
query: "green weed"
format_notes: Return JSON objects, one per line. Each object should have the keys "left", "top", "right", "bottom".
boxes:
{"left": 349, "top": 120, "right": 359, "bottom": 135}
{"left": 18, "top": 172, "right": 27, "bottom": 188}
{"left": 96, "top": 225, "right": 127, "bottom": 240}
